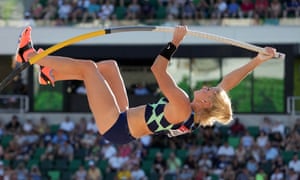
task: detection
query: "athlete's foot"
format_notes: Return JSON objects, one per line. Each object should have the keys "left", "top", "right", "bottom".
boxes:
{"left": 16, "top": 26, "right": 36, "bottom": 63}
{"left": 37, "top": 49, "right": 55, "bottom": 87}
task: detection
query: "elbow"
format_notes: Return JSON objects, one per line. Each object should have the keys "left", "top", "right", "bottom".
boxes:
{"left": 151, "top": 63, "right": 159, "bottom": 74}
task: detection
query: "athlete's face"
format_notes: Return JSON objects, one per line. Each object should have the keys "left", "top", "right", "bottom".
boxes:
{"left": 192, "top": 86, "right": 219, "bottom": 109}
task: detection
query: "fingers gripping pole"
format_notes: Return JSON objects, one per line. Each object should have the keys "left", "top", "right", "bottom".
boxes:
{"left": 155, "top": 27, "right": 285, "bottom": 59}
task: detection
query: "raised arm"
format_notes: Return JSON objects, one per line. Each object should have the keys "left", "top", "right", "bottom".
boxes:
{"left": 151, "top": 26, "right": 191, "bottom": 114}
{"left": 218, "top": 47, "right": 277, "bottom": 92}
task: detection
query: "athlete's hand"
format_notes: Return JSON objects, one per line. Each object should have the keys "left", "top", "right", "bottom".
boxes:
{"left": 256, "top": 47, "right": 276, "bottom": 62}
{"left": 171, "top": 25, "right": 188, "bottom": 47}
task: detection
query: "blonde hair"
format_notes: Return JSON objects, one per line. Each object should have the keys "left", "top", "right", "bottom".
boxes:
{"left": 194, "top": 88, "right": 233, "bottom": 127}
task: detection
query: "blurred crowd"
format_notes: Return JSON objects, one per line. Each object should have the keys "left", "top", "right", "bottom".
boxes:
{"left": 0, "top": 114, "right": 299, "bottom": 179}
{"left": 23, "top": 0, "right": 300, "bottom": 26}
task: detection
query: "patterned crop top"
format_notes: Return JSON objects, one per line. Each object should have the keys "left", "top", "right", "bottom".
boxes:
{"left": 144, "top": 97, "right": 200, "bottom": 137}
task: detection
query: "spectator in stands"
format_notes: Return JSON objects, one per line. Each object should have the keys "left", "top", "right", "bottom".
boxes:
{"left": 255, "top": 168, "right": 267, "bottom": 180}
{"left": 201, "top": 141, "right": 218, "bottom": 159}
{"left": 230, "top": 117, "right": 245, "bottom": 136}
{"left": 117, "top": 165, "right": 131, "bottom": 180}
{"left": 41, "top": 142, "right": 55, "bottom": 160}
{"left": 0, "top": 162, "right": 3, "bottom": 178}
{"left": 246, "top": 157, "right": 258, "bottom": 175}
{"left": 283, "top": 0, "right": 300, "bottom": 18}
{"left": 80, "top": 130, "right": 97, "bottom": 148}
{"left": 269, "top": 0, "right": 282, "bottom": 18}
{"left": 74, "top": 165, "right": 88, "bottom": 180}
{"left": 259, "top": 116, "right": 272, "bottom": 134}
{"left": 57, "top": 140, "right": 74, "bottom": 160}
{"left": 22, "top": 118, "right": 34, "bottom": 133}
{"left": 236, "top": 167, "right": 251, "bottom": 180}
{"left": 212, "top": 0, "right": 228, "bottom": 19}
{"left": 288, "top": 153, "right": 300, "bottom": 173}
{"left": 98, "top": 0, "right": 115, "bottom": 21}
{"left": 140, "top": 0, "right": 155, "bottom": 20}
{"left": 29, "top": 0, "right": 44, "bottom": 19}
{"left": 57, "top": 0, "right": 72, "bottom": 25}
{"left": 130, "top": 162, "right": 147, "bottom": 180}
{"left": 214, "top": 155, "right": 231, "bottom": 176}
{"left": 82, "top": 0, "right": 100, "bottom": 22}
{"left": 182, "top": 0, "right": 197, "bottom": 19}
{"left": 263, "top": 142, "right": 279, "bottom": 161}
{"left": 235, "top": 144, "right": 247, "bottom": 164}
{"left": 87, "top": 160, "right": 103, "bottom": 180}
{"left": 166, "top": 151, "right": 182, "bottom": 176}
{"left": 240, "top": 0, "right": 254, "bottom": 18}
{"left": 5, "top": 115, "right": 21, "bottom": 134}
{"left": 217, "top": 141, "right": 235, "bottom": 160}
{"left": 153, "top": 152, "right": 167, "bottom": 178}
{"left": 86, "top": 117, "right": 98, "bottom": 133}
{"left": 256, "top": 131, "right": 269, "bottom": 148}
{"left": 270, "top": 167, "right": 284, "bottom": 180}
{"left": 126, "top": 0, "right": 140, "bottom": 20}
{"left": 43, "top": 0, "right": 58, "bottom": 25}
{"left": 221, "top": 164, "right": 236, "bottom": 180}
{"left": 177, "top": 164, "right": 194, "bottom": 180}
{"left": 166, "top": 0, "right": 180, "bottom": 19}
{"left": 272, "top": 156, "right": 286, "bottom": 173}
{"left": 75, "top": 117, "right": 87, "bottom": 135}
{"left": 29, "top": 165, "right": 41, "bottom": 180}
{"left": 71, "top": 0, "right": 90, "bottom": 23}
{"left": 101, "top": 142, "right": 117, "bottom": 160}
{"left": 197, "top": 153, "right": 213, "bottom": 170}
{"left": 51, "top": 129, "right": 68, "bottom": 146}
{"left": 59, "top": 116, "right": 75, "bottom": 133}
{"left": 254, "top": 0, "right": 269, "bottom": 18}
{"left": 194, "top": 0, "right": 209, "bottom": 19}
{"left": 36, "top": 116, "right": 49, "bottom": 135}
{"left": 284, "top": 129, "right": 300, "bottom": 151}
{"left": 271, "top": 120, "right": 285, "bottom": 137}
{"left": 15, "top": 163, "right": 28, "bottom": 180}
{"left": 227, "top": 0, "right": 240, "bottom": 18}
{"left": 286, "top": 168, "right": 299, "bottom": 180}
{"left": 241, "top": 130, "right": 255, "bottom": 150}
{"left": 76, "top": 83, "right": 87, "bottom": 94}
{"left": 183, "top": 154, "right": 197, "bottom": 170}
{"left": 108, "top": 151, "right": 129, "bottom": 172}
{"left": 133, "top": 83, "right": 150, "bottom": 96}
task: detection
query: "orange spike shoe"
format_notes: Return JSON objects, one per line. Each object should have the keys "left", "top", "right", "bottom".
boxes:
{"left": 16, "top": 26, "right": 36, "bottom": 63}
{"left": 37, "top": 49, "right": 55, "bottom": 87}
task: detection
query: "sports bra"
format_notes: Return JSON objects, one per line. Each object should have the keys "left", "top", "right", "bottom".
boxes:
{"left": 144, "top": 97, "right": 200, "bottom": 137}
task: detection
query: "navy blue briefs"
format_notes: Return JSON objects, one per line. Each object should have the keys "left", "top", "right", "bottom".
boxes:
{"left": 102, "top": 112, "right": 136, "bottom": 144}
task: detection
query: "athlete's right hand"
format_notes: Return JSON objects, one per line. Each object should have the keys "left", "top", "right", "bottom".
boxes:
{"left": 171, "top": 25, "right": 188, "bottom": 47}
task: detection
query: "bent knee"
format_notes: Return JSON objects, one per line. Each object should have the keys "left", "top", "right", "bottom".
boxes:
{"left": 98, "top": 60, "right": 118, "bottom": 71}
{"left": 79, "top": 60, "right": 98, "bottom": 74}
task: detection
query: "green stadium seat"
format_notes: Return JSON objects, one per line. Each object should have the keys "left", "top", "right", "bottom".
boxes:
{"left": 281, "top": 150, "right": 294, "bottom": 164}
{"left": 48, "top": 170, "right": 60, "bottom": 180}
{"left": 53, "top": 159, "right": 68, "bottom": 171}
{"left": 176, "top": 149, "right": 188, "bottom": 162}
{"left": 228, "top": 136, "right": 240, "bottom": 149}
{"left": 247, "top": 126, "right": 260, "bottom": 137}
{"left": 115, "top": 6, "right": 127, "bottom": 20}
{"left": 32, "top": 147, "right": 46, "bottom": 160}
{"left": 50, "top": 124, "right": 60, "bottom": 133}
{"left": 146, "top": 148, "right": 160, "bottom": 160}
{"left": 69, "top": 159, "right": 82, "bottom": 172}
{"left": 141, "top": 160, "right": 153, "bottom": 176}
{"left": 1, "top": 135, "right": 13, "bottom": 148}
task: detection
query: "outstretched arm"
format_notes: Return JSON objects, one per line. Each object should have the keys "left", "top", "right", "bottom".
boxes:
{"left": 218, "top": 47, "right": 276, "bottom": 92}
{"left": 151, "top": 26, "right": 191, "bottom": 114}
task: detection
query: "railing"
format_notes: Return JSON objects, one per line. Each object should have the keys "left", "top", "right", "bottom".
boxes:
{"left": 0, "top": 95, "right": 29, "bottom": 113}
{"left": 287, "top": 96, "right": 300, "bottom": 115}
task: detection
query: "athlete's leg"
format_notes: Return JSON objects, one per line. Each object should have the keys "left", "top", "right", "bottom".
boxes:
{"left": 29, "top": 52, "right": 121, "bottom": 134}
{"left": 97, "top": 60, "right": 129, "bottom": 112}
{"left": 39, "top": 60, "right": 129, "bottom": 112}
